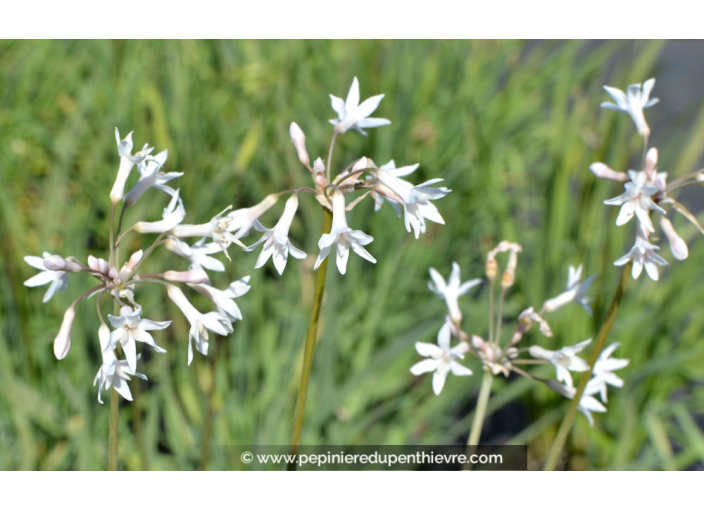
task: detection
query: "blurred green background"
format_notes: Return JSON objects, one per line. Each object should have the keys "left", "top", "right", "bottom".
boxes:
{"left": 2, "top": 40, "right": 704, "bottom": 470}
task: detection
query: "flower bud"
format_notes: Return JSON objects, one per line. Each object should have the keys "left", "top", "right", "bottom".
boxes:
{"left": 162, "top": 268, "right": 209, "bottom": 284}
{"left": 645, "top": 148, "right": 658, "bottom": 180}
{"left": 289, "top": 122, "right": 310, "bottom": 167}
{"left": 126, "top": 250, "right": 144, "bottom": 270}
{"left": 54, "top": 306, "right": 75, "bottom": 360}
{"left": 44, "top": 255, "right": 83, "bottom": 273}
{"left": 485, "top": 257, "right": 498, "bottom": 280}
{"left": 660, "top": 216, "right": 688, "bottom": 261}
{"left": 589, "top": 163, "right": 628, "bottom": 182}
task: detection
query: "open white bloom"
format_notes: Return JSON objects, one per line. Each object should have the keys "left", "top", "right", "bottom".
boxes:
{"left": 106, "top": 306, "right": 170, "bottom": 373}
{"left": 190, "top": 276, "right": 251, "bottom": 322}
{"left": 164, "top": 236, "right": 226, "bottom": 273}
{"left": 374, "top": 164, "right": 450, "bottom": 238}
{"left": 604, "top": 170, "right": 666, "bottom": 233}
{"left": 369, "top": 160, "right": 415, "bottom": 214}
{"left": 110, "top": 128, "right": 154, "bottom": 204}
{"left": 225, "top": 194, "right": 279, "bottom": 240}
{"left": 601, "top": 78, "right": 659, "bottom": 138}
{"left": 124, "top": 149, "right": 183, "bottom": 206}
{"left": 245, "top": 194, "right": 306, "bottom": 275}
{"left": 172, "top": 206, "right": 246, "bottom": 259}
{"left": 133, "top": 190, "right": 186, "bottom": 234}
{"left": 166, "top": 285, "right": 233, "bottom": 365}
{"left": 548, "top": 380, "right": 606, "bottom": 427}
{"left": 529, "top": 339, "right": 591, "bottom": 388}
{"left": 329, "top": 77, "right": 390, "bottom": 135}
{"left": 614, "top": 228, "right": 668, "bottom": 280}
{"left": 541, "top": 264, "right": 596, "bottom": 315}
{"left": 410, "top": 321, "right": 472, "bottom": 395}
{"left": 428, "top": 262, "right": 482, "bottom": 326}
{"left": 314, "top": 189, "right": 376, "bottom": 275}
{"left": 585, "top": 343, "right": 629, "bottom": 403}
{"left": 24, "top": 252, "right": 69, "bottom": 303}
{"left": 93, "top": 324, "right": 147, "bottom": 404}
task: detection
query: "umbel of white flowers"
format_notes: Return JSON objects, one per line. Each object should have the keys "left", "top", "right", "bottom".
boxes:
{"left": 591, "top": 78, "right": 702, "bottom": 281}
{"left": 409, "top": 242, "right": 628, "bottom": 426}
{"left": 229, "top": 77, "right": 451, "bottom": 276}
{"left": 25, "top": 129, "right": 251, "bottom": 403}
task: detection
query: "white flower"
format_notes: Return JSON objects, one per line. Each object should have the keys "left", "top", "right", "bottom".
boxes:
{"left": 314, "top": 189, "right": 376, "bottom": 275}
{"left": 410, "top": 321, "right": 472, "bottom": 395}
{"left": 94, "top": 325, "right": 147, "bottom": 404}
{"left": 329, "top": 77, "right": 391, "bottom": 136}
{"left": 529, "top": 339, "right": 591, "bottom": 388}
{"left": 548, "top": 380, "right": 606, "bottom": 427}
{"left": 106, "top": 306, "right": 170, "bottom": 373}
{"left": 614, "top": 229, "right": 668, "bottom": 280}
{"left": 110, "top": 128, "right": 154, "bottom": 204}
{"left": 541, "top": 264, "right": 596, "bottom": 316}
{"left": 124, "top": 149, "right": 183, "bottom": 206}
{"left": 585, "top": 343, "right": 629, "bottom": 403}
{"left": 53, "top": 306, "right": 76, "bottom": 360}
{"left": 166, "top": 285, "right": 233, "bottom": 365}
{"left": 601, "top": 78, "right": 659, "bottom": 138}
{"left": 24, "top": 252, "right": 69, "bottom": 303}
{"left": 604, "top": 170, "right": 666, "bottom": 233}
{"left": 375, "top": 163, "right": 450, "bottom": 238}
{"left": 245, "top": 195, "right": 307, "bottom": 275}
{"left": 172, "top": 206, "right": 246, "bottom": 260}
{"left": 428, "top": 262, "right": 482, "bottom": 326}
{"left": 190, "top": 276, "right": 251, "bottom": 322}
{"left": 164, "top": 236, "right": 226, "bottom": 273}
{"left": 225, "top": 194, "right": 279, "bottom": 240}
{"left": 133, "top": 190, "right": 186, "bottom": 234}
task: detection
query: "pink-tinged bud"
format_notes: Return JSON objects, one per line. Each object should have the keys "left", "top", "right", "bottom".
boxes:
{"left": 44, "top": 255, "right": 83, "bottom": 273}
{"left": 660, "top": 216, "right": 688, "bottom": 260}
{"left": 126, "top": 250, "right": 144, "bottom": 270}
{"left": 645, "top": 148, "right": 658, "bottom": 180}
{"left": 471, "top": 335, "right": 487, "bottom": 351}
{"left": 98, "top": 323, "right": 111, "bottom": 352}
{"left": 163, "top": 268, "right": 209, "bottom": 284}
{"left": 88, "top": 255, "right": 111, "bottom": 276}
{"left": 54, "top": 306, "right": 75, "bottom": 360}
{"left": 352, "top": 157, "right": 368, "bottom": 173}
{"left": 313, "top": 157, "right": 325, "bottom": 175}
{"left": 289, "top": 122, "right": 310, "bottom": 167}
{"left": 589, "top": 163, "right": 628, "bottom": 182}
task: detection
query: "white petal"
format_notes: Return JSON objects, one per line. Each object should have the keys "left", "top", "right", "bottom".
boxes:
{"left": 436, "top": 322, "right": 452, "bottom": 351}
{"left": 415, "top": 342, "right": 444, "bottom": 358}
{"left": 432, "top": 368, "right": 449, "bottom": 395}
{"left": 410, "top": 358, "right": 441, "bottom": 375}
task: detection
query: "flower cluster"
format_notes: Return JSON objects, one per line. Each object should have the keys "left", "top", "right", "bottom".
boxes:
{"left": 591, "top": 78, "right": 701, "bottom": 280}
{"left": 25, "top": 129, "right": 250, "bottom": 403}
{"left": 230, "top": 77, "right": 450, "bottom": 276}
{"left": 410, "top": 241, "right": 628, "bottom": 426}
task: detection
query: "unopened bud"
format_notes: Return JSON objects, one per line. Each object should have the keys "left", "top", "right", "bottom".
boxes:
{"left": 660, "top": 216, "right": 688, "bottom": 261}
{"left": 290, "top": 122, "right": 310, "bottom": 167}
{"left": 44, "top": 255, "right": 83, "bottom": 273}
{"left": 126, "top": 250, "right": 144, "bottom": 270}
{"left": 485, "top": 257, "right": 498, "bottom": 280}
{"left": 589, "top": 163, "right": 628, "bottom": 182}
{"left": 162, "top": 268, "right": 209, "bottom": 284}
{"left": 54, "top": 306, "right": 75, "bottom": 360}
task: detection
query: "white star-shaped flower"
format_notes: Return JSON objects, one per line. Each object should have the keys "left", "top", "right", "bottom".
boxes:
{"left": 329, "top": 77, "right": 391, "bottom": 135}
{"left": 314, "top": 189, "right": 376, "bottom": 275}
{"left": 585, "top": 343, "right": 629, "bottom": 403}
{"left": 428, "top": 262, "right": 481, "bottom": 326}
{"left": 541, "top": 264, "right": 596, "bottom": 315}
{"left": 190, "top": 276, "right": 251, "bottom": 322}
{"left": 106, "top": 306, "right": 170, "bottom": 373}
{"left": 164, "top": 236, "right": 226, "bottom": 273}
{"left": 93, "top": 325, "right": 147, "bottom": 404}
{"left": 614, "top": 229, "right": 668, "bottom": 280}
{"left": 410, "top": 321, "right": 473, "bottom": 395}
{"left": 601, "top": 78, "right": 659, "bottom": 138}
{"left": 124, "top": 149, "right": 183, "bottom": 206}
{"left": 529, "top": 339, "right": 591, "bottom": 388}
{"left": 24, "top": 252, "right": 69, "bottom": 303}
{"left": 604, "top": 170, "right": 666, "bottom": 233}
{"left": 548, "top": 380, "right": 606, "bottom": 427}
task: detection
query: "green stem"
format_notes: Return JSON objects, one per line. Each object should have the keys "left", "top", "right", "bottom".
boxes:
{"left": 543, "top": 264, "right": 630, "bottom": 471}
{"left": 132, "top": 375, "right": 149, "bottom": 470}
{"left": 108, "top": 387, "right": 119, "bottom": 470}
{"left": 464, "top": 370, "right": 494, "bottom": 471}
{"left": 201, "top": 341, "right": 218, "bottom": 471}
{"left": 288, "top": 207, "right": 333, "bottom": 470}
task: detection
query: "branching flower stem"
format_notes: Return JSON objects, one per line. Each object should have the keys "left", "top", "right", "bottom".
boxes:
{"left": 288, "top": 207, "right": 333, "bottom": 470}
{"left": 543, "top": 263, "right": 630, "bottom": 471}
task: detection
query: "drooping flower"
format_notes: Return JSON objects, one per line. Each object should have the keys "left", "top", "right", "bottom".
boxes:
{"left": 604, "top": 170, "right": 666, "bottom": 233}
{"left": 410, "top": 321, "right": 473, "bottom": 395}
{"left": 548, "top": 380, "right": 606, "bottom": 427}
{"left": 164, "top": 236, "right": 226, "bottom": 273}
{"left": 541, "top": 264, "right": 596, "bottom": 316}
{"left": 225, "top": 194, "right": 279, "bottom": 240}
{"left": 24, "top": 252, "right": 69, "bottom": 303}
{"left": 133, "top": 190, "right": 186, "bottom": 234}
{"left": 190, "top": 276, "right": 251, "bottom": 322}
{"left": 585, "top": 343, "right": 629, "bottom": 403}
{"left": 329, "top": 77, "right": 391, "bottom": 136}
{"left": 93, "top": 324, "right": 147, "bottom": 404}
{"left": 245, "top": 194, "right": 307, "bottom": 275}
{"left": 529, "top": 339, "right": 591, "bottom": 388}
{"left": 614, "top": 228, "right": 668, "bottom": 280}
{"left": 428, "top": 262, "right": 482, "bottom": 326}
{"left": 601, "top": 78, "right": 659, "bottom": 138}
{"left": 124, "top": 149, "right": 183, "bottom": 206}
{"left": 106, "top": 306, "right": 170, "bottom": 373}
{"left": 314, "top": 189, "right": 376, "bottom": 275}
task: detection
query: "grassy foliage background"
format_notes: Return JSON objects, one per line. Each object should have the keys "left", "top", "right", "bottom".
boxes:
{"left": 1, "top": 40, "right": 704, "bottom": 470}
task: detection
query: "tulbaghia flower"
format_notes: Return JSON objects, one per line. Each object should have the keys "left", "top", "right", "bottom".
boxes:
{"left": 225, "top": 194, "right": 279, "bottom": 240}
{"left": 601, "top": 78, "right": 659, "bottom": 138}
{"left": 585, "top": 343, "right": 629, "bottom": 403}
{"left": 529, "top": 339, "right": 591, "bottom": 388}
{"left": 589, "top": 162, "right": 628, "bottom": 182}
{"left": 541, "top": 264, "right": 596, "bottom": 315}
{"left": 548, "top": 380, "right": 606, "bottom": 427}
{"left": 428, "top": 262, "right": 482, "bottom": 326}
{"left": 329, "top": 77, "right": 391, "bottom": 136}
{"left": 110, "top": 128, "right": 154, "bottom": 204}
{"left": 164, "top": 237, "right": 226, "bottom": 273}
{"left": 375, "top": 164, "right": 450, "bottom": 238}
{"left": 53, "top": 306, "right": 76, "bottom": 360}
{"left": 24, "top": 252, "right": 69, "bottom": 303}
{"left": 190, "top": 276, "right": 251, "bottom": 322}
{"left": 166, "top": 285, "right": 233, "bottom": 365}
{"left": 614, "top": 228, "right": 668, "bottom": 280}
{"left": 245, "top": 194, "right": 307, "bottom": 275}
{"left": 604, "top": 170, "right": 666, "bottom": 233}
{"left": 133, "top": 190, "right": 186, "bottom": 234}
{"left": 314, "top": 189, "right": 376, "bottom": 275}
{"left": 94, "top": 325, "right": 147, "bottom": 404}
{"left": 106, "top": 306, "right": 170, "bottom": 372}
{"left": 172, "top": 206, "right": 246, "bottom": 259}
{"left": 660, "top": 216, "right": 689, "bottom": 261}
{"left": 410, "top": 321, "right": 472, "bottom": 395}
{"left": 124, "top": 149, "right": 183, "bottom": 206}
